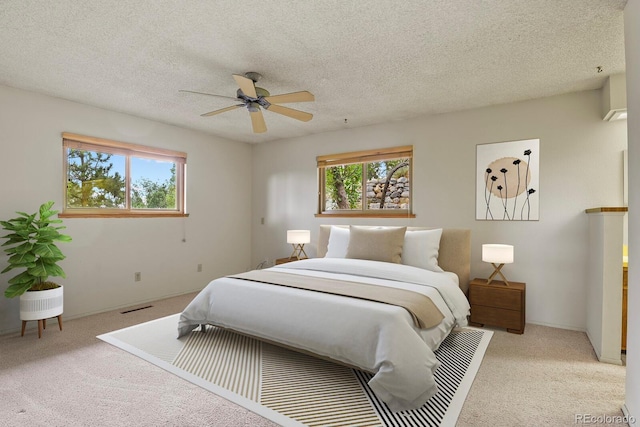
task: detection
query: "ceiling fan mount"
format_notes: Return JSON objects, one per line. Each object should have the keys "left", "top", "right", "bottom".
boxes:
{"left": 243, "top": 71, "right": 262, "bottom": 83}
{"left": 180, "top": 72, "right": 314, "bottom": 134}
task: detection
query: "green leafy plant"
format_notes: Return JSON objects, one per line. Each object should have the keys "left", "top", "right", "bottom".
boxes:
{"left": 1, "top": 201, "right": 72, "bottom": 298}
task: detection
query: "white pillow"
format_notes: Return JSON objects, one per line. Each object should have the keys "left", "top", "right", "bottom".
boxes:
{"left": 325, "top": 226, "right": 350, "bottom": 258}
{"left": 401, "top": 229, "right": 444, "bottom": 272}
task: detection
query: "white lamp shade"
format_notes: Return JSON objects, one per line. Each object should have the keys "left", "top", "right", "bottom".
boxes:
{"left": 287, "top": 230, "right": 310, "bottom": 244}
{"left": 482, "top": 244, "right": 514, "bottom": 264}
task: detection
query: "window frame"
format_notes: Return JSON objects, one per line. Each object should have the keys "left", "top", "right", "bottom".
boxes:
{"left": 316, "top": 145, "right": 415, "bottom": 218}
{"left": 61, "top": 132, "right": 188, "bottom": 218}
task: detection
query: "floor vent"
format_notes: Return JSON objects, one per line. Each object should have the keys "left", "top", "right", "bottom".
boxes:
{"left": 120, "top": 305, "right": 153, "bottom": 314}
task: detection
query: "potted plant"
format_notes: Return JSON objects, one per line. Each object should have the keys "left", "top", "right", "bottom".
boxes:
{"left": 1, "top": 201, "right": 72, "bottom": 336}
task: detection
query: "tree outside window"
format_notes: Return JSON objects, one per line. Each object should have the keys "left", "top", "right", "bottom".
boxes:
{"left": 62, "top": 133, "right": 186, "bottom": 217}
{"left": 325, "top": 164, "right": 363, "bottom": 210}
{"left": 130, "top": 158, "right": 177, "bottom": 209}
{"left": 317, "top": 146, "right": 413, "bottom": 217}
{"left": 67, "top": 150, "right": 126, "bottom": 208}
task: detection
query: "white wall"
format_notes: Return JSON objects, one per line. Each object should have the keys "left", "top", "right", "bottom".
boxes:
{"left": 0, "top": 84, "right": 252, "bottom": 334}
{"left": 624, "top": 0, "right": 640, "bottom": 422}
{"left": 251, "top": 89, "right": 627, "bottom": 331}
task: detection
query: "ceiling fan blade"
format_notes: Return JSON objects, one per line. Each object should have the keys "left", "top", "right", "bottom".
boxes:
{"left": 265, "top": 104, "right": 313, "bottom": 122}
{"left": 233, "top": 74, "right": 258, "bottom": 98}
{"left": 201, "top": 104, "right": 243, "bottom": 117}
{"left": 179, "top": 90, "right": 238, "bottom": 101}
{"left": 250, "top": 110, "right": 267, "bottom": 133}
{"left": 264, "top": 91, "right": 315, "bottom": 104}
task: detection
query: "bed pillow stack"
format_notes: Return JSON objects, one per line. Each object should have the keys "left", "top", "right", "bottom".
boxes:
{"left": 324, "top": 225, "right": 444, "bottom": 272}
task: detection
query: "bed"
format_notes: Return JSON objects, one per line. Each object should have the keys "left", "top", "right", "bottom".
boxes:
{"left": 177, "top": 225, "right": 471, "bottom": 412}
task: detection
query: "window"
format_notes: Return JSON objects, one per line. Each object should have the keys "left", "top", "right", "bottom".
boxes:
{"left": 317, "top": 146, "right": 414, "bottom": 217}
{"left": 61, "top": 133, "right": 187, "bottom": 218}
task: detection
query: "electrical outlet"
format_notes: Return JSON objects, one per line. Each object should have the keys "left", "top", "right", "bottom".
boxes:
{"left": 197, "top": 264, "right": 202, "bottom": 272}
{"left": 134, "top": 272, "right": 141, "bottom": 282}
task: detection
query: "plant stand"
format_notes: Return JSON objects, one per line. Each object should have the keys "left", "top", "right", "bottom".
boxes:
{"left": 21, "top": 315, "right": 63, "bottom": 338}
{"left": 19, "top": 286, "right": 64, "bottom": 338}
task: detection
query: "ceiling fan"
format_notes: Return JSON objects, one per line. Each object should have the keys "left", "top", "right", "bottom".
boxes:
{"left": 180, "top": 72, "right": 314, "bottom": 133}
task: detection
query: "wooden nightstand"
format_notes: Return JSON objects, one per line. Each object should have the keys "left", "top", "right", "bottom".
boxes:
{"left": 468, "top": 278, "right": 526, "bottom": 334}
{"left": 275, "top": 257, "right": 300, "bottom": 265}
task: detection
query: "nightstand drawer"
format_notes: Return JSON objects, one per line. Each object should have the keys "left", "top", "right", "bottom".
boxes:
{"left": 469, "top": 284, "right": 523, "bottom": 311}
{"left": 468, "top": 278, "right": 526, "bottom": 334}
{"left": 471, "top": 305, "right": 523, "bottom": 331}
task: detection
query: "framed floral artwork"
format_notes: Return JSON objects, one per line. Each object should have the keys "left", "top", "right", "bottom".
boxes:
{"left": 476, "top": 138, "right": 539, "bottom": 221}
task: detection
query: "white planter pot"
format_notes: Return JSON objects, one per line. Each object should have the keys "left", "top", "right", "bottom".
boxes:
{"left": 19, "top": 286, "right": 64, "bottom": 321}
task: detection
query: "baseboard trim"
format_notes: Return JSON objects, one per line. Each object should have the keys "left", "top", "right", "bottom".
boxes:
{"left": 622, "top": 403, "right": 637, "bottom": 425}
{"left": 585, "top": 329, "right": 623, "bottom": 365}
{"left": 0, "top": 288, "right": 202, "bottom": 337}
{"left": 599, "top": 356, "right": 623, "bottom": 365}
{"left": 526, "top": 320, "right": 586, "bottom": 332}
{"left": 64, "top": 288, "right": 202, "bottom": 321}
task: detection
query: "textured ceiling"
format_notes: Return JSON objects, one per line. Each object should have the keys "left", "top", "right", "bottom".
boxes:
{"left": 0, "top": 1, "right": 627, "bottom": 144}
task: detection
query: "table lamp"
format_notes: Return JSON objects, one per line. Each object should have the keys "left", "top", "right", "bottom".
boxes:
{"left": 482, "top": 244, "right": 514, "bottom": 286}
{"left": 287, "top": 230, "right": 310, "bottom": 260}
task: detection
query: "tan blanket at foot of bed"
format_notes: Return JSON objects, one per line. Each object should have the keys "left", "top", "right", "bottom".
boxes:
{"left": 230, "top": 270, "right": 444, "bottom": 329}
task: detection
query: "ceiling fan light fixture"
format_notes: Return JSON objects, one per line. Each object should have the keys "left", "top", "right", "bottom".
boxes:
{"left": 182, "top": 72, "right": 314, "bottom": 133}
{"left": 255, "top": 87, "right": 270, "bottom": 97}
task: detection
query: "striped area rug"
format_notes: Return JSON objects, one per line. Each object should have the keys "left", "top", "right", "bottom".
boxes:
{"left": 354, "top": 331, "right": 487, "bottom": 427}
{"left": 98, "top": 315, "right": 492, "bottom": 427}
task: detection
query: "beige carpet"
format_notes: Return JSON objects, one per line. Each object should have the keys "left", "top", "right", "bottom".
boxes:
{"left": 458, "top": 325, "right": 628, "bottom": 426}
{"left": 0, "top": 293, "right": 278, "bottom": 427}
{"left": 0, "top": 292, "right": 628, "bottom": 427}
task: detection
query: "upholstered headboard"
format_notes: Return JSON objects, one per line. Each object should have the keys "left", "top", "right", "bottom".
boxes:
{"left": 317, "top": 225, "right": 471, "bottom": 293}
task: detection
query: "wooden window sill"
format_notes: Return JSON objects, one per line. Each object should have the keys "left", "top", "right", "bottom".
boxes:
{"left": 59, "top": 212, "right": 189, "bottom": 218}
{"left": 315, "top": 213, "right": 416, "bottom": 219}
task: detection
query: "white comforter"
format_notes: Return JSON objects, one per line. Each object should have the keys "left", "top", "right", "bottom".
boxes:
{"left": 177, "top": 258, "right": 470, "bottom": 412}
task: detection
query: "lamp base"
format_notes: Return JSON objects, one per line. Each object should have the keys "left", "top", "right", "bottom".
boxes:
{"left": 487, "top": 263, "right": 510, "bottom": 286}
{"left": 289, "top": 243, "right": 308, "bottom": 260}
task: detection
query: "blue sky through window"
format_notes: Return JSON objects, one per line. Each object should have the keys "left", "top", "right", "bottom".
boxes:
{"left": 131, "top": 157, "right": 174, "bottom": 184}
{"left": 67, "top": 152, "right": 173, "bottom": 184}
